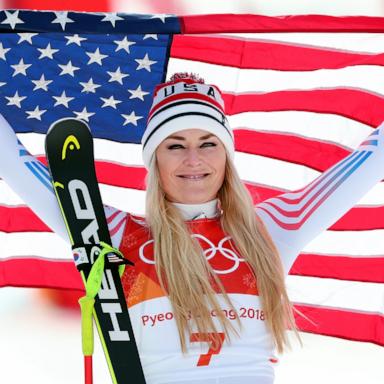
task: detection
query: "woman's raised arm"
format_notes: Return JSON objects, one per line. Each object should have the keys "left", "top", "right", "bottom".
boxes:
{"left": 0, "top": 114, "right": 127, "bottom": 247}
{"left": 0, "top": 114, "right": 69, "bottom": 241}
{"left": 255, "top": 121, "right": 384, "bottom": 274}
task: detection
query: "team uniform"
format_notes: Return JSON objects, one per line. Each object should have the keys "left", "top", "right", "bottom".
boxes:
{"left": 1, "top": 113, "right": 384, "bottom": 383}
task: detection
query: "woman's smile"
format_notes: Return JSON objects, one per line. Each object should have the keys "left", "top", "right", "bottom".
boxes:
{"left": 177, "top": 173, "right": 210, "bottom": 179}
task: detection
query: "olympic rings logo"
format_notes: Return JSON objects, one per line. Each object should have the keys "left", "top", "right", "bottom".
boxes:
{"left": 138, "top": 234, "right": 245, "bottom": 275}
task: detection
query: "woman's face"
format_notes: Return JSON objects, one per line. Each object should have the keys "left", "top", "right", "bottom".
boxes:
{"left": 155, "top": 129, "right": 227, "bottom": 204}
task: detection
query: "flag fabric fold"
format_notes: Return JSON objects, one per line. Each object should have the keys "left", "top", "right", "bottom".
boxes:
{"left": 0, "top": 10, "right": 383, "bottom": 346}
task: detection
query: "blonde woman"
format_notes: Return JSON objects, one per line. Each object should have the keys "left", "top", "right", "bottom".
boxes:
{"left": 1, "top": 72, "right": 384, "bottom": 384}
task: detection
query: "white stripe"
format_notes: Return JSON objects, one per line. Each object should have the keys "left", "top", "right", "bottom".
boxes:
{"left": 287, "top": 275, "right": 384, "bottom": 314}
{"left": 219, "top": 33, "right": 384, "bottom": 54}
{"left": 304, "top": 229, "right": 384, "bottom": 256}
{"left": 17, "top": 112, "right": 373, "bottom": 168}
{"left": 1, "top": 216, "right": 384, "bottom": 259}
{"left": 230, "top": 111, "right": 373, "bottom": 149}
{"left": 0, "top": 232, "right": 71, "bottom": 260}
{"left": 236, "top": 152, "right": 319, "bottom": 189}
{"left": 16, "top": 133, "right": 144, "bottom": 166}
{"left": 0, "top": 181, "right": 25, "bottom": 205}
{"left": 168, "top": 58, "right": 384, "bottom": 95}
{"left": 99, "top": 184, "right": 146, "bottom": 215}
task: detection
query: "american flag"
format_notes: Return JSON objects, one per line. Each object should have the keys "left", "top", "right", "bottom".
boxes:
{"left": 0, "top": 10, "right": 383, "bottom": 346}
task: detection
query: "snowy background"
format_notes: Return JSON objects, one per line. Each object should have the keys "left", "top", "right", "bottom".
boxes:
{"left": 1, "top": 287, "right": 383, "bottom": 383}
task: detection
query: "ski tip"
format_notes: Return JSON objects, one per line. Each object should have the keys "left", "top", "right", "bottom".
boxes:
{"left": 47, "top": 117, "right": 91, "bottom": 136}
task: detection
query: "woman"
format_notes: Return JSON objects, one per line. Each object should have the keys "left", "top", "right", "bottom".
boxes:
{"left": 117, "top": 73, "right": 296, "bottom": 384}
{"left": 1, "top": 72, "right": 383, "bottom": 384}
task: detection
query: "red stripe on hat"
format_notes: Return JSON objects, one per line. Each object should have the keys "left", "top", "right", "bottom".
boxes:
{"left": 148, "top": 91, "right": 224, "bottom": 122}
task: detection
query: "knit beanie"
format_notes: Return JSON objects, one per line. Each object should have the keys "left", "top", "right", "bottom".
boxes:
{"left": 141, "top": 73, "right": 234, "bottom": 169}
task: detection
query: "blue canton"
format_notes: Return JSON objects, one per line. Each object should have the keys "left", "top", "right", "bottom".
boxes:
{"left": 0, "top": 10, "right": 180, "bottom": 143}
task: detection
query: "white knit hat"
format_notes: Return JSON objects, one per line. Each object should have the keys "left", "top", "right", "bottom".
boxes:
{"left": 141, "top": 73, "right": 234, "bottom": 169}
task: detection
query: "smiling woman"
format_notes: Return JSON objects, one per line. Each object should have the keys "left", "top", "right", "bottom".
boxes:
{"left": 124, "top": 73, "right": 298, "bottom": 384}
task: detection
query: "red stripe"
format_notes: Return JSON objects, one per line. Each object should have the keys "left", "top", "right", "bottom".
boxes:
{"left": 39, "top": 127, "right": 360, "bottom": 174}
{"left": 36, "top": 156, "right": 147, "bottom": 190}
{"left": 0, "top": 258, "right": 83, "bottom": 290}
{"left": 294, "top": 304, "right": 384, "bottom": 346}
{"left": 4, "top": 0, "right": 111, "bottom": 11}
{"left": 109, "top": 216, "right": 126, "bottom": 236}
{"left": 223, "top": 89, "right": 384, "bottom": 128}
{"left": 2, "top": 162, "right": 384, "bottom": 232}
{"left": 181, "top": 14, "right": 384, "bottom": 34}
{"left": 95, "top": 162, "right": 147, "bottom": 189}
{"left": 172, "top": 35, "right": 384, "bottom": 71}
{"left": 0, "top": 206, "right": 51, "bottom": 232}
{"left": 1, "top": 205, "right": 382, "bottom": 283}
{"left": 291, "top": 254, "right": 384, "bottom": 283}
{"left": 106, "top": 209, "right": 121, "bottom": 224}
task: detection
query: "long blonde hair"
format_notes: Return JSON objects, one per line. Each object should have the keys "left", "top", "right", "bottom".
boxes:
{"left": 145, "top": 154, "right": 299, "bottom": 353}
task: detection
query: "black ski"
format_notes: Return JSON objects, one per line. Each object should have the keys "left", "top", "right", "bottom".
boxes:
{"left": 45, "top": 118, "right": 146, "bottom": 383}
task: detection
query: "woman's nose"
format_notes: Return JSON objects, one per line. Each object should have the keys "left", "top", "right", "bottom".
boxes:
{"left": 183, "top": 148, "right": 202, "bottom": 166}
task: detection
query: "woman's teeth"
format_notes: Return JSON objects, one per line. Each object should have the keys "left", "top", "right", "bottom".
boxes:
{"left": 180, "top": 174, "right": 207, "bottom": 179}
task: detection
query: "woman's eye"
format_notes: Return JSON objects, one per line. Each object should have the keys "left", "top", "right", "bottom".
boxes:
{"left": 201, "top": 142, "right": 217, "bottom": 148}
{"left": 168, "top": 144, "right": 184, "bottom": 150}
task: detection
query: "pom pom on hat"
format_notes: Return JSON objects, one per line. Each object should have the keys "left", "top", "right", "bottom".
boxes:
{"left": 168, "top": 72, "right": 205, "bottom": 84}
{"left": 141, "top": 73, "right": 234, "bottom": 169}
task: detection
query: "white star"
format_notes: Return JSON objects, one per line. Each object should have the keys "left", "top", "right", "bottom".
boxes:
{"left": 5, "top": 91, "right": 26, "bottom": 108}
{"left": 121, "top": 111, "right": 143, "bottom": 126}
{"left": 73, "top": 107, "right": 95, "bottom": 122}
{"left": 0, "top": 82, "right": 5, "bottom": 87}
{"left": 1, "top": 10, "right": 24, "bottom": 30}
{"left": 114, "top": 36, "right": 135, "bottom": 53}
{"left": 143, "top": 34, "right": 158, "bottom": 40}
{"left": 65, "top": 34, "right": 87, "bottom": 46}
{"left": 11, "top": 58, "right": 31, "bottom": 77}
{"left": 58, "top": 60, "right": 80, "bottom": 77}
{"left": 151, "top": 14, "right": 168, "bottom": 23}
{"left": 101, "top": 13, "right": 124, "bottom": 27}
{"left": 135, "top": 53, "right": 157, "bottom": 72}
{"left": 38, "top": 43, "right": 59, "bottom": 59}
{"left": 128, "top": 85, "right": 149, "bottom": 101}
{"left": 26, "top": 106, "right": 46, "bottom": 121}
{"left": 17, "top": 33, "right": 38, "bottom": 44}
{"left": 107, "top": 67, "right": 129, "bottom": 85}
{"left": 100, "top": 96, "right": 122, "bottom": 109}
{"left": 53, "top": 91, "right": 74, "bottom": 107}
{"left": 80, "top": 78, "right": 101, "bottom": 93}
{"left": 86, "top": 48, "right": 108, "bottom": 66}
{"left": 31, "top": 74, "right": 53, "bottom": 91}
{"left": 51, "top": 11, "right": 74, "bottom": 31}
{"left": 0, "top": 42, "right": 10, "bottom": 61}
